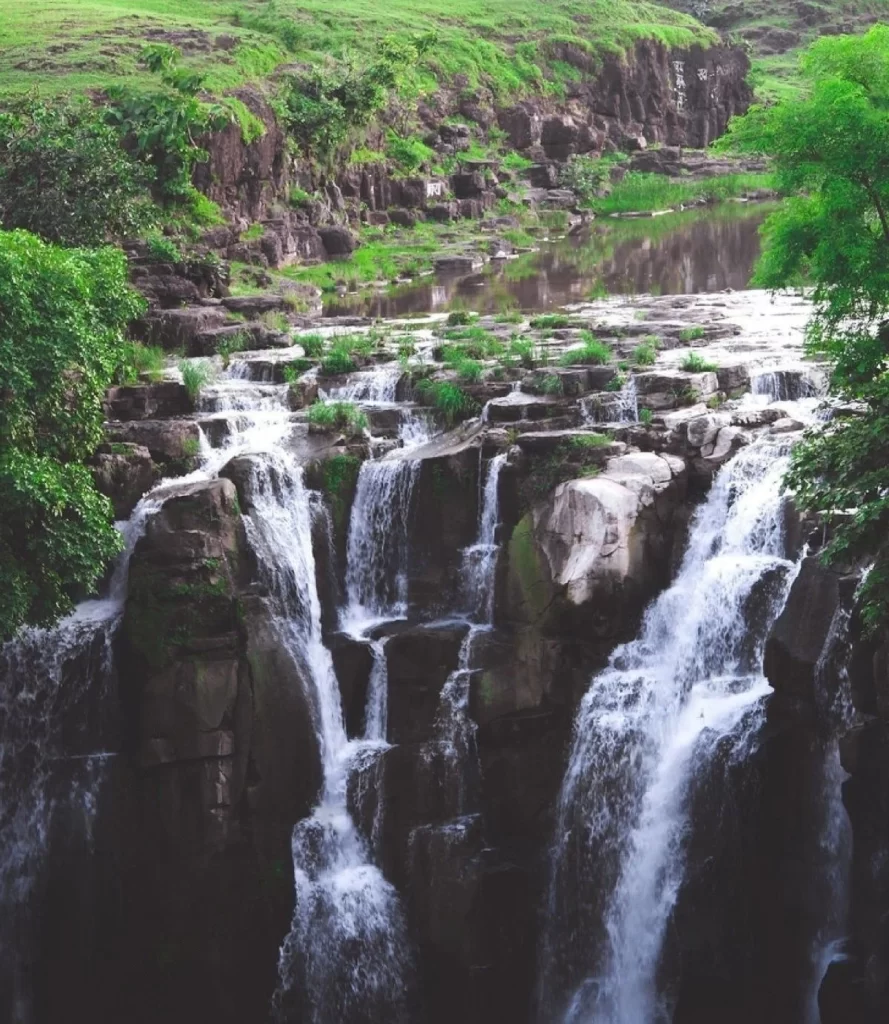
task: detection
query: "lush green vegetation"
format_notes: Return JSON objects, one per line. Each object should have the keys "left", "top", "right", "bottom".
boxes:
{"left": 588, "top": 170, "right": 774, "bottom": 216}
{"left": 414, "top": 378, "right": 477, "bottom": 423}
{"left": 0, "top": 0, "right": 714, "bottom": 99}
{"left": 307, "top": 400, "right": 368, "bottom": 434}
{"left": 0, "top": 230, "right": 144, "bottom": 640}
{"left": 559, "top": 333, "right": 612, "bottom": 366}
{"left": 724, "top": 26, "right": 889, "bottom": 625}
{"left": 679, "top": 351, "right": 718, "bottom": 373}
{"left": 179, "top": 358, "right": 213, "bottom": 399}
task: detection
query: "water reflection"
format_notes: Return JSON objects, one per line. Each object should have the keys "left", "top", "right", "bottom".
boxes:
{"left": 324, "top": 203, "right": 774, "bottom": 318}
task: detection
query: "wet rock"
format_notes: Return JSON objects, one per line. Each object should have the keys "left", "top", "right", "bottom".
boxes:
{"left": 135, "top": 306, "right": 227, "bottom": 352}
{"left": 90, "top": 443, "right": 159, "bottom": 519}
{"left": 433, "top": 254, "right": 484, "bottom": 274}
{"left": 328, "top": 633, "right": 374, "bottom": 738}
{"left": 452, "top": 171, "right": 486, "bottom": 199}
{"left": 764, "top": 557, "right": 843, "bottom": 700}
{"left": 383, "top": 622, "right": 470, "bottom": 744}
{"left": 105, "top": 419, "right": 201, "bottom": 469}
{"left": 769, "top": 416, "right": 806, "bottom": 434}
{"left": 104, "top": 382, "right": 193, "bottom": 421}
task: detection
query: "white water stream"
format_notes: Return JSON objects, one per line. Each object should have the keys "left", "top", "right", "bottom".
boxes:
{"left": 540, "top": 430, "right": 808, "bottom": 1024}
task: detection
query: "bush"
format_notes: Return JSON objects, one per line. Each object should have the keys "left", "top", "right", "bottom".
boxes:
{"left": 560, "top": 155, "right": 612, "bottom": 205}
{"left": 639, "top": 407, "right": 654, "bottom": 425}
{"left": 632, "top": 343, "right": 656, "bottom": 366}
{"left": 387, "top": 131, "right": 435, "bottom": 173}
{"left": 567, "top": 433, "right": 610, "bottom": 448}
{"left": 680, "top": 352, "right": 718, "bottom": 373}
{"left": 0, "top": 230, "right": 145, "bottom": 639}
{"left": 540, "top": 374, "right": 563, "bottom": 395}
{"left": 179, "top": 359, "right": 213, "bottom": 400}
{"left": 559, "top": 333, "right": 612, "bottom": 366}
{"left": 307, "top": 401, "right": 368, "bottom": 435}
{"left": 414, "top": 378, "right": 478, "bottom": 424}
{"left": 0, "top": 98, "right": 156, "bottom": 246}
{"left": 145, "top": 231, "right": 181, "bottom": 263}
{"left": 446, "top": 310, "right": 476, "bottom": 327}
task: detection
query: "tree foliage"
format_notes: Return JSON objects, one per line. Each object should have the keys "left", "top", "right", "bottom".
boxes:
{"left": 0, "top": 230, "right": 145, "bottom": 640}
{"left": 0, "top": 98, "right": 156, "bottom": 247}
{"left": 721, "top": 26, "right": 889, "bottom": 623}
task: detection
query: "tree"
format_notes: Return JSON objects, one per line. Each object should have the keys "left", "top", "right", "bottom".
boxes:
{"left": 720, "top": 25, "right": 889, "bottom": 624}
{"left": 0, "top": 230, "right": 145, "bottom": 640}
{"left": 0, "top": 98, "right": 156, "bottom": 247}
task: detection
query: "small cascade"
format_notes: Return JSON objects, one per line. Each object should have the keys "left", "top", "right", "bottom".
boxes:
{"left": 341, "top": 456, "right": 420, "bottom": 631}
{"left": 329, "top": 363, "right": 402, "bottom": 404}
{"left": 539, "top": 435, "right": 805, "bottom": 1024}
{"left": 752, "top": 367, "right": 820, "bottom": 403}
{"left": 462, "top": 452, "right": 507, "bottom": 621}
{"left": 582, "top": 374, "right": 639, "bottom": 424}
{"left": 238, "top": 453, "right": 411, "bottom": 1024}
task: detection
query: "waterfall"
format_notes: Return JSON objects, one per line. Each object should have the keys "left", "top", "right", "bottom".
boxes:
{"left": 582, "top": 375, "right": 639, "bottom": 425}
{"left": 752, "top": 368, "right": 819, "bottom": 403}
{"left": 329, "top": 363, "right": 402, "bottom": 403}
{"left": 539, "top": 436, "right": 804, "bottom": 1024}
{"left": 462, "top": 452, "right": 507, "bottom": 621}
{"left": 240, "top": 453, "right": 412, "bottom": 1024}
{"left": 341, "top": 457, "right": 420, "bottom": 632}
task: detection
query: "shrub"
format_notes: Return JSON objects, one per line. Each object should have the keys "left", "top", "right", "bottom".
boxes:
{"left": 680, "top": 352, "right": 718, "bottom": 373}
{"left": 446, "top": 310, "right": 476, "bottom": 327}
{"left": 120, "top": 342, "right": 166, "bottom": 384}
{"left": 414, "top": 379, "right": 478, "bottom": 424}
{"left": 632, "top": 343, "right": 656, "bottom": 366}
{"left": 540, "top": 374, "right": 564, "bottom": 395}
{"left": 0, "top": 230, "right": 145, "bottom": 639}
{"left": 307, "top": 401, "right": 368, "bottom": 435}
{"left": 289, "top": 186, "right": 313, "bottom": 207}
{"left": 145, "top": 232, "right": 181, "bottom": 262}
{"left": 179, "top": 359, "right": 213, "bottom": 400}
{"left": 560, "top": 154, "right": 612, "bottom": 205}
{"left": 283, "top": 360, "right": 314, "bottom": 383}
{"left": 639, "top": 407, "right": 654, "bottom": 425}
{"left": 559, "top": 333, "right": 612, "bottom": 366}
{"left": 387, "top": 131, "right": 435, "bottom": 173}
{"left": 260, "top": 310, "right": 290, "bottom": 332}
{"left": 568, "top": 433, "right": 610, "bottom": 448}
{"left": 679, "top": 326, "right": 706, "bottom": 342}
{"left": 0, "top": 98, "right": 156, "bottom": 246}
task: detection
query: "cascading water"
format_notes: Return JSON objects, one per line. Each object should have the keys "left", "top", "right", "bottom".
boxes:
{"left": 462, "top": 452, "right": 507, "bottom": 621}
{"left": 539, "top": 435, "right": 806, "bottom": 1024}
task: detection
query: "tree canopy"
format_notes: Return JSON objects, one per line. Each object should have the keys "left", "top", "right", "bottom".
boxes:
{"left": 721, "top": 25, "right": 889, "bottom": 624}
{"left": 0, "top": 230, "right": 145, "bottom": 640}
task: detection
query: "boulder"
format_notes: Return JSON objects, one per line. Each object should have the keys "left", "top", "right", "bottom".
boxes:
{"left": 90, "top": 443, "right": 159, "bottom": 519}
{"left": 105, "top": 419, "right": 201, "bottom": 469}
{"left": 135, "top": 306, "right": 227, "bottom": 352}
{"left": 764, "top": 557, "right": 842, "bottom": 700}
{"left": 319, "top": 226, "right": 358, "bottom": 256}
{"left": 104, "top": 382, "right": 193, "bottom": 422}
{"left": 452, "top": 171, "right": 486, "bottom": 199}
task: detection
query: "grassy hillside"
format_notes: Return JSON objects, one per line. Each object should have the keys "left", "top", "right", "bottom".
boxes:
{"left": 666, "top": 0, "right": 889, "bottom": 99}
{"left": 0, "top": 0, "right": 717, "bottom": 98}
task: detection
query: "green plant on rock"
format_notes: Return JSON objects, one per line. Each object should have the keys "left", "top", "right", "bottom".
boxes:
{"left": 540, "top": 374, "right": 564, "bottom": 395}
{"left": 321, "top": 343, "right": 357, "bottom": 376}
{"left": 506, "top": 337, "right": 538, "bottom": 370}
{"left": 680, "top": 352, "right": 718, "bottom": 373}
{"left": 307, "top": 400, "right": 368, "bottom": 435}
{"left": 414, "top": 378, "right": 477, "bottom": 424}
{"left": 320, "top": 453, "right": 362, "bottom": 530}
{"left": 530, "top": 314, "right": 570, "bottom": 329}
{"left": 386, "top": 131, "right": 435, "bottom": 173}
{"left": 639, "top": 407, "right": 654, "bottom": 425}
{"left": 446, "top": 310, "right": 477, "bottom": 327}
{"left": 297, "top": 334, "right": 326, "bottom": 357}
{"left": 605, "top": 371, "right": 626, "bottom": 392}
{"left": 559, "top": 332, "right": 612, "bottom": 366}
{"left": 179, "top": 359, "right": 213, "bottom": 400}
{"left": 0, "top": 230, "right": 145, "bottom": 640}
{"left": 679, "top": 326, "right": 706, "bottom": 342}
{"left": 283, "top": 360, "right": 314, "bottom": 384}
{"left": 119, "top": 342, "right": 166, "bottom": 384}
{"left": 632, "top": 343, "right": 656, "bottom": 366}
{"left": 217, "top": 331, "right": 249, "bottom": 369}
{"left": 145, "top": 231, "right": 181, "bottom": 262}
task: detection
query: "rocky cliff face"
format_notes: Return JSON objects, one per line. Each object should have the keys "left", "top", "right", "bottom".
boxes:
{"left": 180, "top": 39, "right": 751, "bottom": 271}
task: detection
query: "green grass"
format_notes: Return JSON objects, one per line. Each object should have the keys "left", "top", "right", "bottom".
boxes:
{"left": 297, "top": 333, "right": 325, "bottom": 357}
{"left": 632, "top": 342, "right": 656, "bottom": 366}
{"left": 307, "top": 400, "right": 368, "bottom": 434}
{"left": 567, "top": 432, "right": 610, "bottom": 448}
{"left": 679, "top": 326, "right": 705, "bottom": 342}
{"left": 120, "top": 341, "right": 166, "bottom": 383}
{"left": 589, "top": 171, "right": 774, "bottom": 215}
{"left": 0, "top": 0, "right": 715, "bottom": 98}
{"left": 414, "top": 378, "right": 477, "bottom": 424}
{"left": 639, "top": 406, "right": 653, "bottom": 425}
{"left": 559, "top": 332, "right": 612, "bottom": 366}
{"left": 529, "top": 314, "right": 571, "bottom": 329}
{"left": 680, "top": 351, "right": 718, "bottom": 373}
{"left": 179, "top": 358, "right": 212, "bottom": 399}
